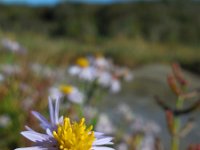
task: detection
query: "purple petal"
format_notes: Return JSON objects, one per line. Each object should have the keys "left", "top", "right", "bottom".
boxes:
{"left": 48, "top": 97, "right": 54, "bottom": 125}
{"left": 55, "top": 97, "right": 60, "bottom": 124}
{"left": 32, "top": 111, "right": 51, "bottom": 129}
{"left": 21, "top": 131, "right": 50, "bottom": 142}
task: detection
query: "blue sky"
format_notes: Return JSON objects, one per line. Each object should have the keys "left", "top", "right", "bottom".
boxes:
{"left": 0, "top": 0, "right": 128, "bottom": 5}
{"left": 0, "top": 0, "right": 61, "bottom": 6}
{"left": 0, "top": 0, "right": 134, "bottom": 6}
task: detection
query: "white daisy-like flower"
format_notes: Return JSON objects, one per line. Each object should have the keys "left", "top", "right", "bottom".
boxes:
{"left": 79, "top": 66, "right": 96, "bottom": 81}
{"left": 95, "top": 56, "right": 108, "bottom": 69}
{"left": 49, "top": 85, "right": 84, "bottom": 104}
{"left": 97, "top": 71, "right": 112, "bottom": 87}
{"left": 15, "top": 97, "right": 115, "bottom": 150}
{"left": 59, "top": 85, "right": 84, "bottom": 104}
{"left": 68, "top": 66, "right": 96, "bottom": 81}
{"left": 94, "top": 55, "right": 112, "bottom": 71}
{"left": 110, "top": 78, "right": 121, "bottom": 93}
{"left": 67, "top": 55, "right": 133, "bottom": 94}
{"left": 68, "top": 57, "right": 97, "bottom": 81}
{"left": 49, "top": 87, "right": 63, "bottom": 100}
{"left": 68, "top": 65, "right": 81, "bottom": 76}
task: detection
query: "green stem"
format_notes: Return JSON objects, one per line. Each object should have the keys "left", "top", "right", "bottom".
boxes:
{"left": 171, "top": 135, "right": 179, "bottom": 150}
{"left": 171, "top": 96, "right": 183, "bottom": 150}
{"left": 74, "top": 104, "right": 84, "bottom": 118}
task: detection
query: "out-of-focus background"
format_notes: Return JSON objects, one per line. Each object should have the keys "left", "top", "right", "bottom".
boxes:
{"left": 0, "top": 0, "right": 200, "bottom": 150}
{"left": 1, "top": 0, "right": 200, "bottom": 67}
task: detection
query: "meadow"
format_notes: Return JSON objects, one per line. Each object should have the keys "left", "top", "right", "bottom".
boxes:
{"left": 0, "top": 31, "right": 200, "bottom": 67}
{"left": 0, "top": 2, "right": 200, "bottom": 150}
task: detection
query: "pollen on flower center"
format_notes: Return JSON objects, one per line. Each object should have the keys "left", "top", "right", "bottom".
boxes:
{"left": 76, "top": 57, "right": 89, "bottom": 68}
{"left": 53, "top": 118, "right": 95, "bottom": 150}
{"left": 59, "top": 85, "right": 73, "bottom": 94}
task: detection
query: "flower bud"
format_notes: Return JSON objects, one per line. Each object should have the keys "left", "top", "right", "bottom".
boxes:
{"left": 188, "top": 144, "right": 200, "bottom": 150}
{"left": 172, "top": 63, "right": 188, "bottom": 87}
{"left": 165, "top": 110, "right": 174, "bottom": 135}
{"left": 167, "top": 74, "right": 182, "bottom": 96}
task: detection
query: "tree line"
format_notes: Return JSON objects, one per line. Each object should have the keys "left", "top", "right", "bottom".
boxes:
{"left": 0, "top": 1, "right": 200, "bottom": 43}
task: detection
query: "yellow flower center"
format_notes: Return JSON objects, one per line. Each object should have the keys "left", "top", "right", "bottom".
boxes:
{"left": 59, "top": 85, "right": 73, "bottom": 94}
{"left": 53, "top": 118, "right": 95, "bottom": 150}
{"left": 76, "top": 58, "right": 89, "bottom": 68}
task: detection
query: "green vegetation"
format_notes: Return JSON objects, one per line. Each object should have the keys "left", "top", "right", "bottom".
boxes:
{"left": 0, "top": 31, "right": 200, "bottom": 70}
{"left": 0, "top": 2, "right": 200, "bottom": 149}
{"left": 1, "top": 1, "right": 200, "bottom": 43}
{"left": 0, "top": 1, "right": 200, "bottom": 71}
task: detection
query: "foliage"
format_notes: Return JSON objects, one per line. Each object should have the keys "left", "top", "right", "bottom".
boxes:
{"left": 0, "top": 1, "right": 200, "bottom": 44}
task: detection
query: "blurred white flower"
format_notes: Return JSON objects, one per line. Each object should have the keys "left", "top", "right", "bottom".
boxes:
{"left": 49, "top": 87, "right": 63, "bottom": 100}
{"left": 110, "top": 78, "right": 121, "bottom": 93}
{"left": 0, "top": 73, "right": 4, "bottom": 82}
{"left": 144, "top": 121, "right": 161, "bottom": 135}
{"left": 1, "top": 38, "right": 26, "bottom": 54}
{"left": 79, "top": 67, "right": 96, "bottom": 81}
{"left": 95, "top": 56, "right": 109, "bottom": 69}
{"left": 0, "top": 64, "right": 21, "bottom": 75}
{"left": 131, "top": 116, "right": 161, "bottom": 135}
{"left": 21, "top": 97, "right": 35, "bottom": 111}
{"left": 140, "top": 134, "right": 155, "bottom": 150}
{"left": 97, "top": 71, "right": 112, "bottom": 87}
{"left": 117, "top": 103, "right": 135, "bottom": 122}
{"left": 68, "top": 57, "right": 97, "bottom": 81}
{"left": 0, "top": 115, "right": 11, "bottom": 127}
{"left": 114, "top": 67, "right": 134, "bottom": 81}
{"left": 124, "top": 70, "right": 134, "bottom": 81}
{"left": 68, "top": 65, "right": 81, "bottom": 76}
{"left": 117, "top": 142, "right": 128, "bottom": 150}
{"left": 96, "top": 113, "right": 116, "bottom": 134}
{"left": 68, "top": 54, "right": 133, "bottom": 94}
{"left": 59, "top": 85, "right": 84, "bottom": 104}
{"left": 31, "top": 63, "right": 56, "bottom": 78}
{"left": 67, "top": 88, "right": 84, "bottom": 104}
